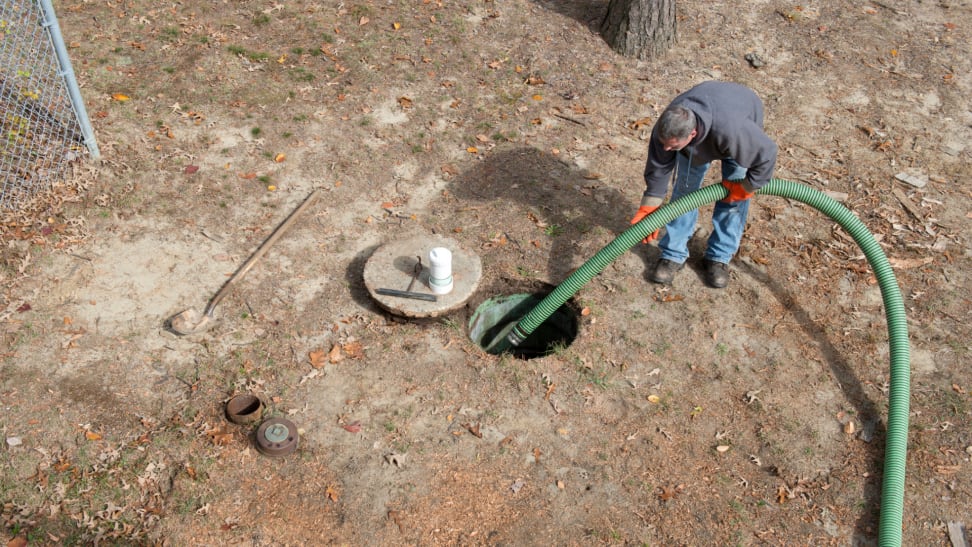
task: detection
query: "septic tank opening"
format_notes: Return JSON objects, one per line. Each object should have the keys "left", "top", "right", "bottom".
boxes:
{"left": 468, "top": 292, "right": 579, "bottom": 359}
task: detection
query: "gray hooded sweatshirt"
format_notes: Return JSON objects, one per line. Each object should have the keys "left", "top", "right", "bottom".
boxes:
{"left": 643, "top": 81, "right": 777, "bottom": 201}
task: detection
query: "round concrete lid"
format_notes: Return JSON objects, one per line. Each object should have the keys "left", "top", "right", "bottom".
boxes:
{"left": 363, "top": 235, "right": 482, "bottom": 318}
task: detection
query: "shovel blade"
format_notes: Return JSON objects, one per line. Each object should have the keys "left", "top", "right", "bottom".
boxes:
{"left": 167, "top": 308, "right": 212, "bottom": 335}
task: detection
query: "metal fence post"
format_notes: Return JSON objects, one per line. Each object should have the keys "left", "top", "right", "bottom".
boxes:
{"left": 38, "top": 0, "right": 99, "bottom": 159}
{"left": 0, "top": 0, "right": 99, "bottom": 208}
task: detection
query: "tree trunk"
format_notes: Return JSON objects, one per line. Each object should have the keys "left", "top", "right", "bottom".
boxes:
{"left": 600, "top": 0, "right": 677, "bottom": 60}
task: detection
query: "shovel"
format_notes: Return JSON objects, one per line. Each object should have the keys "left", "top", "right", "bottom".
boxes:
{"left": 167, "top": 188, "right": 322, "bottom": 335}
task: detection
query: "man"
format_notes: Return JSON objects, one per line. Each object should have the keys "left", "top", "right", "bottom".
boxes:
{"left": 630, "top": 81, "right": 777, "bottom": 289}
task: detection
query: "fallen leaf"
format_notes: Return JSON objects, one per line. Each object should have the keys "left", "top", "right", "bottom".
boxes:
{"left": 325, "top": 485, "right": 340, "bottom": 501}
{"left": 343, "top": 341, "right": 364, "bottom": 359}
{"left": 658, "top": 485, "right": 681, "bottom": 501}
{"left": 299, "top": 369, "right": 322, "bottom": 385}
{"left": 888, "top": 256, "right": 934, "bottom": 269}
{"left": 544, "top": 382, "right": 556, "bottom": 400}
{"left": 16, "top": 303, "right": 31, "bottom": 313}
{"left": 392, "top": 21, "right": 401, "bottom": 30}
{"left": 580, "top": 307, "right": 591, "bottom": 316}
{"left": 397, "top": 96, "right": 413, "bottom": 108}
{"left": 84, "top": 431, "right": 102, "bottom": 441}
{"left": 274, "top": 153, "right": 286, "bottom": 163}
{"left": 526, "top": 212, "right": 547, "bottom": 228}
{"left": 308, "top": 348, "right": 327, "bottom": 369}
{"left": 112, "top": 93, "right": 130, "bottom": 101}
{"left": 716, "top": 445, "right": 730, "bottom": 453}
{"left": 647, "top": 394, "right": 660, "bottom": 404}
{"left": 328, "top": 344, "right": 344, "bottom": 363}
{"left": 207, "top": 426, "right": 233, "bottom": 445}
{"left": 466, "top": 146, "right": 478, "bottom": 154}
{"left": 358, "top": 16, "right": 369, "bottom": 26}
{"left": 464, "top": 422, "right": 482, "bottom": 438}
{"left": 341, "top": 421, "right": 362, "bottom": 433}
{"left": 185, "top": 165, "right": 199, "bottom": 174}
{"left": 8, "top": 537, "right": 27, "bottom": 547}
{"left": 239, "top": 172, "right": 257, "bottom": 179}
{"left": 483, "top": 233, "right": 507, "bottom": 248}
{"left": 630, "top": 116, "right": 653, "bottom": 130}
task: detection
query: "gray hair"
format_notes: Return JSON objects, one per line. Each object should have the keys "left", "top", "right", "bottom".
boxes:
{"left": 656, "top": 105, "right": 696, "bottom": 141}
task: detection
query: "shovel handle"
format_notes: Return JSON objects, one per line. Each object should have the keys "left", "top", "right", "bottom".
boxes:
{"left": 203, "top": 189, "right": 322, "bottom": 316}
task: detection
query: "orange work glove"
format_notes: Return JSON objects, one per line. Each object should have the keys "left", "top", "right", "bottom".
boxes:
{"left": 630, "top": 205, "right": 661, "bottom": 243}
{"left": 720, "top": 179, "right": 755, "bottom": 203}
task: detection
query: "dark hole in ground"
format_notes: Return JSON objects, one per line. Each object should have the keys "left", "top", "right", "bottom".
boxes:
{"left": 468, "top": 291, "right": 580, "bottom": 359}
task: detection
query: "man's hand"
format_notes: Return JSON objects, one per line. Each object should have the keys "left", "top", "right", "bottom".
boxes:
{"left": 630, "top": 205, "right": 661, "bottom": 243}
{"left": 721, "top": 180, "right": 755, "bottom": 203}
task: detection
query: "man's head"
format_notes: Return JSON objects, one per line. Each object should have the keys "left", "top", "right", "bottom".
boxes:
{"left": 656, "top": 105, "right": 697, "bottom": 151}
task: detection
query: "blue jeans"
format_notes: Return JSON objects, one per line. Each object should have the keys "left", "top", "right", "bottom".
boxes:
{"left": 658, "top": 153, "right": 750, "bottom": 265}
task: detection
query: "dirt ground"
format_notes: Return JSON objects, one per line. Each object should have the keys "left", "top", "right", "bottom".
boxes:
{"left": 2, "top": 0, "right": 971, "bottom": 544}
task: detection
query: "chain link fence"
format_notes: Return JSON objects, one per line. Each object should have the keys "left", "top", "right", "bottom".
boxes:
{"left": 0, "top": 0, "right": 98, "bottom": 210}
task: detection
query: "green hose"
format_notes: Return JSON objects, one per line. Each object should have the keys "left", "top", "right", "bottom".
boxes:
{"left": 488, "top": 178, "right": 910, "bottom": 546}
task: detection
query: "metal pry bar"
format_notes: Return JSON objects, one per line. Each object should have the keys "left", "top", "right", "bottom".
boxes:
{"left": 375, "top": 288, "right": 438, "bottom": 302}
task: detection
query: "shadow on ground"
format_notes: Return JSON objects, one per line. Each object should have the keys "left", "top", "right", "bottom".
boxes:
{"left": 532, "top": 0, "right": 609, "bottom": 33}
{"left": 447, "top": 145, "right": 653, "bottom": 281}
{"left": 737, "top": 259, "right": 887, "bottom": 539}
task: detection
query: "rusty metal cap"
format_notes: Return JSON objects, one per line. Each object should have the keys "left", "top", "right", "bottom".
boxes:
{"left": 225, "top": 394, "right": 263, "bottom": 425}
{"left": 255, "top": 417, "right": 299, "bottom": 457}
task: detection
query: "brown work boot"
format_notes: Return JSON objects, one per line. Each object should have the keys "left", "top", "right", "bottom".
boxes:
{"left": 650, "top": 259, "right": 684, "bottom": 284}
{"left": 704, "top": 259, "right": 730, "bottom": 288}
